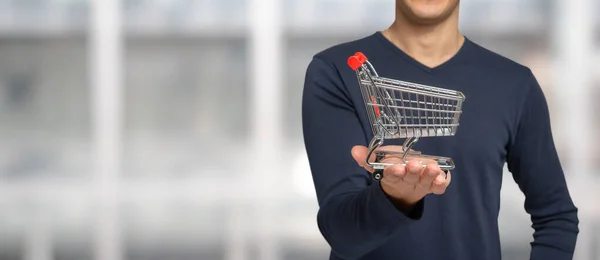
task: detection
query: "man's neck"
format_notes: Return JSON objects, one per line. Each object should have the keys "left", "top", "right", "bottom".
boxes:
{"left": 382, "top": 11, "right": 464, "bottom": 68}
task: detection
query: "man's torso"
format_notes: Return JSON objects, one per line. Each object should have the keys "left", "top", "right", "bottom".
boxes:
{"left": 315, "top": 32, "right": 532, "bottom": 260}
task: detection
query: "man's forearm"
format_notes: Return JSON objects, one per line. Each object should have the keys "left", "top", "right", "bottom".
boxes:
{"left": 529, "top": 207, "right": 579, "bottom": 260}
{"left": 317, "top": 182, "right": 422, "bottom": 260}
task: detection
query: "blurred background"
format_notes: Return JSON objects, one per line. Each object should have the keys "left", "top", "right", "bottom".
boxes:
{"left": 0, "top": 0, "right": 598, "bottom": 260}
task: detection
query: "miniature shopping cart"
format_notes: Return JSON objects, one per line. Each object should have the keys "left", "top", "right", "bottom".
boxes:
{"left": 347, "top": 52, "right": 466, "bottom": 180}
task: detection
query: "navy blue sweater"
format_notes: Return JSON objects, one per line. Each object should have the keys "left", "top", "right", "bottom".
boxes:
{"left": 301, "top": 32, "right": 579, "bottom": 260}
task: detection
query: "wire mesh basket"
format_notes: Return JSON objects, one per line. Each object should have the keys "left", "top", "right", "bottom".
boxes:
{"left": 348, "top": 52, "right": 466, "bottom": 180}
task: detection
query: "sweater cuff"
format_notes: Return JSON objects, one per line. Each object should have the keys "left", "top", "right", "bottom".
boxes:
{"left": 372, "top": 181, "right": 425, "bottom": 221}
{"left": 530, "top": 245, "right": 575, "bottom": 260}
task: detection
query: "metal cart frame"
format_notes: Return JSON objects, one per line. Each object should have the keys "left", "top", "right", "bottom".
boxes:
{"left": 348, "top": 52, "right": 466, "bottom": 180}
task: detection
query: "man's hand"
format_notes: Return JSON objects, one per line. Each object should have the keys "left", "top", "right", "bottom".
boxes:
{"left": 351, "top": 145, "right": 451, "bottom": 209}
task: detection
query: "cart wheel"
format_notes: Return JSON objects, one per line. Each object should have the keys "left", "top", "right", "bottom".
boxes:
{"left": 372, "top": 151, "right": 385, "bottom": 181}
{"left": 372, "top": 170, "right": 383, "bottom": 181}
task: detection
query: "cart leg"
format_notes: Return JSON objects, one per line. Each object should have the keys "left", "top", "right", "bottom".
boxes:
{"left": 367, "top": 137, "right": 384, "bottom": 180}
{"left": 402, "top": 137, "right": 420, "bottom": 163}
{"left": 366, "top": 137, "right": 383, "bottom": 167}
{"left": 402, "top": 137, "right": 419, "bottom": 152}
{"left": 372, "top": 153, "right": 385, "bottom": 180}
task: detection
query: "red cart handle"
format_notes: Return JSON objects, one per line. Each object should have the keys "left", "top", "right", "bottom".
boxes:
{"left": 347, "top": 52, "right": 368, "bottom": 71}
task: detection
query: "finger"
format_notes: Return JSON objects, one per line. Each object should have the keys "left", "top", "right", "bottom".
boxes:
{"left": 382, "top": 163, "right": 406, "bottom": 183}
{"left": 418, "top": 163, "right": 441, "bottom": 188}
{"left": 403, "top": 159, "right": 423, "bottom": 185}
{"left": 431, "top": 170, "right": 452, "bottom": 195}
{"left": 351, "top": 146, "right": 374, "bottom": 172}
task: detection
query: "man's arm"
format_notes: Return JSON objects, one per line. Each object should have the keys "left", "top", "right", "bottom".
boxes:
{"left": 302, "top": 56, "right": 423, "bottom": 260}
{"left": 506, "top": 70, "right": 579, "bottom": 260}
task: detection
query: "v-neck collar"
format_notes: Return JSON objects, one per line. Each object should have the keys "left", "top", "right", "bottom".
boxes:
{"left": 374, "top": 31, "right": 471, "bottom": 74}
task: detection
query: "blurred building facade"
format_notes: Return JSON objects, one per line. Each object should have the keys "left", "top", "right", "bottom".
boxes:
{"left": 0, "top": 0, "right": 598, "bottom": 260}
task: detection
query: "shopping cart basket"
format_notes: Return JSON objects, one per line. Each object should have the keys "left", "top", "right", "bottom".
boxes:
{"left": 348, "top": 52, "right": 466, "bottom": 180}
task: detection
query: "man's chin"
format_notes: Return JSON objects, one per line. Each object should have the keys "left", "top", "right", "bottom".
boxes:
{"left": 397, "top": 0, "right": 459, "bottom": 26}
{"left": 406, "top": 14, "right": 449, "bottom": 26}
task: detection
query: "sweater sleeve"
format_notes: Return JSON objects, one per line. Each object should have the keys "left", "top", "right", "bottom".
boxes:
{"left": 506, "top": 70, "right": 579, "bottom": 260}
{"left": 302, "top": 56, "right": 423, "bottom": 260}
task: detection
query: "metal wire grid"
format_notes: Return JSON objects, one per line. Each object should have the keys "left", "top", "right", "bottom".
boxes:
{"left": 356, "top": 68, "right": 465, "bottom": 140}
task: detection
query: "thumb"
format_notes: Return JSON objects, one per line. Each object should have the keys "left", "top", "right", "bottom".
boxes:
{"left": 351, "top": 145, "right": 370, "bottom": 167}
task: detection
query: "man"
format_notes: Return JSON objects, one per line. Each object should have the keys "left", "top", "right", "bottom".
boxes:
{"left": 301, "top": 0, "right": 579, "bottom": 260}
